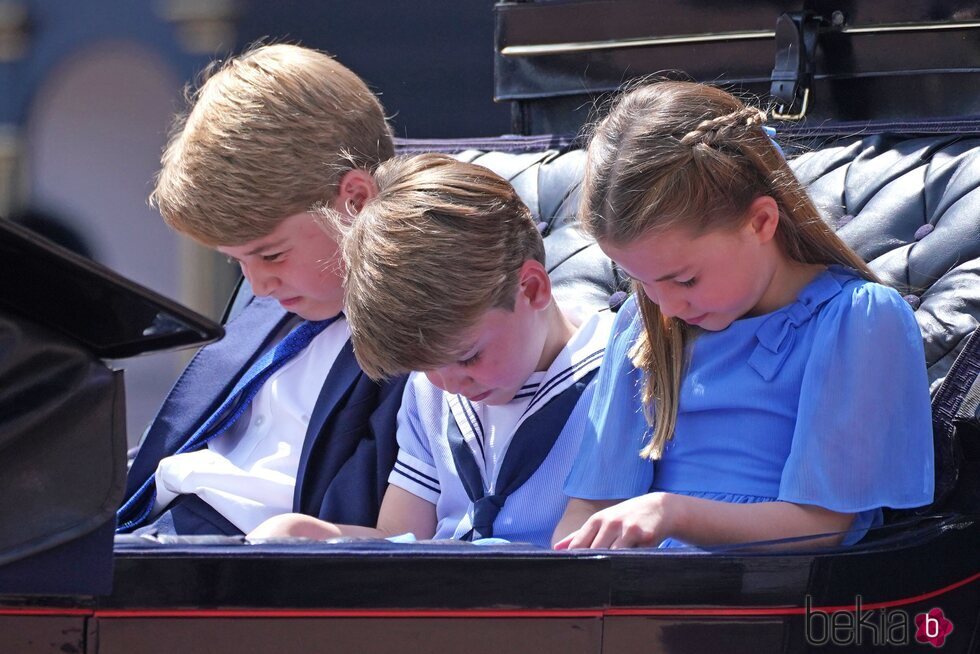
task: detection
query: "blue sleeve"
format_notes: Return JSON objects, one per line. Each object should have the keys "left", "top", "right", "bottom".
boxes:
{"left": 564, "top": 297, "right": 655, "bottom": 499}
{"left": 779, "top": 282, "right": 934, "bottom": 516}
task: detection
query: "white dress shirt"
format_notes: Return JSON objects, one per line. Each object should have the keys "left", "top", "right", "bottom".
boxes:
{"left": 152, "top": 317, "right": 350, "bottom": 533}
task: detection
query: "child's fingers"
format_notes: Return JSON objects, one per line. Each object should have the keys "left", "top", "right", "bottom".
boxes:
{"left": 609, "top": 532, "right": 641, "bottom": 549}
{"left": 565, "top": 519, "right": 602, "bottom": 549}
{"left": 246, "top": 514, "right": 294, "bottom": 540}
{"left": 591, "top": 520, "right": 625, "bottom": 549}
{"left": 552, "top": 535, "right": 572, "bottom": 550}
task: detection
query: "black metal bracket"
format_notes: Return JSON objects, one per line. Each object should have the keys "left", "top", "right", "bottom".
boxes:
{"left": 770, "top": 12, "right": 826, "bottom": 120}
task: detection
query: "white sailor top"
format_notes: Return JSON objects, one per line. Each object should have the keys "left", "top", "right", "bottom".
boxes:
{"left": 388, "top": 309, "right": 615, "bottom": 547}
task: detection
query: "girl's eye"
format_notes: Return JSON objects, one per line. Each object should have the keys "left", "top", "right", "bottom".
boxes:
{"left": 459, "top": 352, "right": 481, "bottom": 368}
{"left": 261, "top": 252, "right": 284, "bottom": 263}
{"left": 677, "top": 277, "right": 698, "bottom": 288}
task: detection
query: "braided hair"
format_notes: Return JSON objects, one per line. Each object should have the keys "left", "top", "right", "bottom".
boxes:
{"left": 679, "top": 106, "right": 767, "bottom": 146}
{"left": 580, "top": 81, "right": 874, "bottom": 460}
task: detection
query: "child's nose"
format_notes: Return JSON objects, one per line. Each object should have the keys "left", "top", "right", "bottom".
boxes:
{"left": 244, "top": 263, "right": 279, "bottom": 297}
{"left": 648, "top": 284, "right": 687, "bottom": 319}
{"left": 658, "top": 298, "right": 684, "bottom": 318}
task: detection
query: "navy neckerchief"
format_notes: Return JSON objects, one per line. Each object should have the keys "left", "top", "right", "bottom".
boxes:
{"left": 117, "top": 314, "right": 339, "bottom": 532}
{"left": 446, "top": 368, "right": 598, "bottom": 540}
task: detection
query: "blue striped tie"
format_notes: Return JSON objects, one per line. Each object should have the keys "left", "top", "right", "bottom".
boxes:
{"left": 116, "top": 317, "right": 338, "bottom": 532}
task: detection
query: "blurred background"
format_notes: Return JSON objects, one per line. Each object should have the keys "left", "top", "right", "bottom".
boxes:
{"left": 0, "top": 0, "right": 509, "bottom": 443}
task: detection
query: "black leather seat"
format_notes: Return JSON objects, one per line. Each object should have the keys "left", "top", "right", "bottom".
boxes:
{"left": 796, "top": 135, "right": 980, "bottom": 391}
{"left": 454, "top": 148, "right": 625, "bottom": 324}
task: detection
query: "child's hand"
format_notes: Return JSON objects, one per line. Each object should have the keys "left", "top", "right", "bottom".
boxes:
{"left": 553, "top": 493, "right": 675, "bottom": 549}
{"left": 246, "top": 513, "right": 343, "bottom": 541}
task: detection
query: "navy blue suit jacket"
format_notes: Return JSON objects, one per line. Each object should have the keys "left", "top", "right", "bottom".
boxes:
{"left": 119, "top": 290, "right": 406, "bottom": 535}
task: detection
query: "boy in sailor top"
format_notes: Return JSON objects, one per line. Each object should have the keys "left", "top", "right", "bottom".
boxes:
{"left": 248, "top": 154, "right": 614, "bottom": 547}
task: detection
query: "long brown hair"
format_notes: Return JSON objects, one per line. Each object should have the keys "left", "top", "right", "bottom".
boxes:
{"left": 580, "top": 81, "right": 876, "bottom": 459}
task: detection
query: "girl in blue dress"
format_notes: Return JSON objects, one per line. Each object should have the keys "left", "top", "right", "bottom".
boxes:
{"left": 553, "top": 81, "right": 934, "bottom": 550}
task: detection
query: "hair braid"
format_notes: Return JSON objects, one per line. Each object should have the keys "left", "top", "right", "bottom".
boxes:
{"left": 679, "top": 106, "right": 767, "bottom": 147}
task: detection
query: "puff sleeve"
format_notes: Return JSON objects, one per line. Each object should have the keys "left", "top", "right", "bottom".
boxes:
{"left": 778, "top": 282, "right": 934, "bottom": 513}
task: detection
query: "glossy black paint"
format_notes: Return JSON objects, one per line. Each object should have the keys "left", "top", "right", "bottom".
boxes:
{"left": 105, "top": 544, "right": 612, "bottom": 610}
{"left": 0, "top": 516, "right": 962, "bottom": 653}
{"left": 0, "top": 522, "right": 116, "bottom": 598}
{"left": 610, "top": 516, "right": 979, "bottom": 607}
{"left": 0, "top": 220, "right": 223, "bottom": 358}
{"left": 99, "top": 518, "right": 978, "bottom": 614}
{"left": 495, "top": 0, "right": 980, "bottom": 133}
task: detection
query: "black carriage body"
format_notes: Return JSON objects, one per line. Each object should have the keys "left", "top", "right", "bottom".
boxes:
{"left": 3, "top": 2, "right": 980, "bottom": 652}
{"left": 55, "top": 517, "right": 980, "bottom": 654}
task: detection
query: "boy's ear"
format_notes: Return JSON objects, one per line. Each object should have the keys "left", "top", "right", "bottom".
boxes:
{"left": 745, "top": 195, "right": 780, "bottom": 243}
{"left": 333, "top": 169, "right": 378, "bottom": 216}
{"left": 518, "top": 260, "right": 552, "bottom": 310}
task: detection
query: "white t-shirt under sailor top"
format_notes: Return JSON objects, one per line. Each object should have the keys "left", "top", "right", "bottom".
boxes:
{"left": 151, "top": 317, "right": 350, "bottom": 534}
{"left": 388, "top": 309, "right": 615, "bottom": 548}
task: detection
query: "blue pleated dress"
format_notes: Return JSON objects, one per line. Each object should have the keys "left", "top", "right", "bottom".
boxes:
{"left": 564, "top": 266, "right": 934, "bottom": 547}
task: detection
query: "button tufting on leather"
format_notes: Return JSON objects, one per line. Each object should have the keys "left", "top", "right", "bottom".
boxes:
{"left": 904, "top": 295, "right": 922, "bottom": 310}
{"left": 608, "top": 291, "right": 628, "bottom": 312}
{"left": 913, "top": 224, "right": 934, "bottom": 241}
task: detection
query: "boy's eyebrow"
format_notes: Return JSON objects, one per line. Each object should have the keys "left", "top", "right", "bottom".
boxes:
{"left": 245, "top": 238, "right": 289, "bottom": 256}
{"left": 451, "top": 338, "right": 479, "bottom": 361}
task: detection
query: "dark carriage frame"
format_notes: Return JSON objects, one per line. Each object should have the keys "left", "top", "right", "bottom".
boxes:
{"left": 3, "top": 2, "right": 980, "bottom": 652}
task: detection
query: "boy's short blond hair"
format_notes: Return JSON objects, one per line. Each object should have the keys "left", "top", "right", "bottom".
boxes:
{"left": 150, "top": 43, "right": 393, "bottom": 246}
{"left": 339, "top": 153, "right": 546, "bottom": 380}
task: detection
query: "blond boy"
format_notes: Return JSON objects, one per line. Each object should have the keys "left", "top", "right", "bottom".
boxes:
{"left": 118, "top": 44, "right": 405, "bottom": 536}
{"left": 249, "top": 154, "right": 614, "bottom": 547}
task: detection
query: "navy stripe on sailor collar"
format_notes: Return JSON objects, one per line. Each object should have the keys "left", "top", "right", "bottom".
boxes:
{"left": 444, "top": 310, "right": 613, "bottom": 472}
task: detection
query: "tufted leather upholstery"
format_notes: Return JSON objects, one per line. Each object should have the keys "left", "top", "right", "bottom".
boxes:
{"left": 458, "top": 134, "right": 980, "bottom": 394}
{"left": 455, "top": 148, "right": 625, "bottom": 326}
